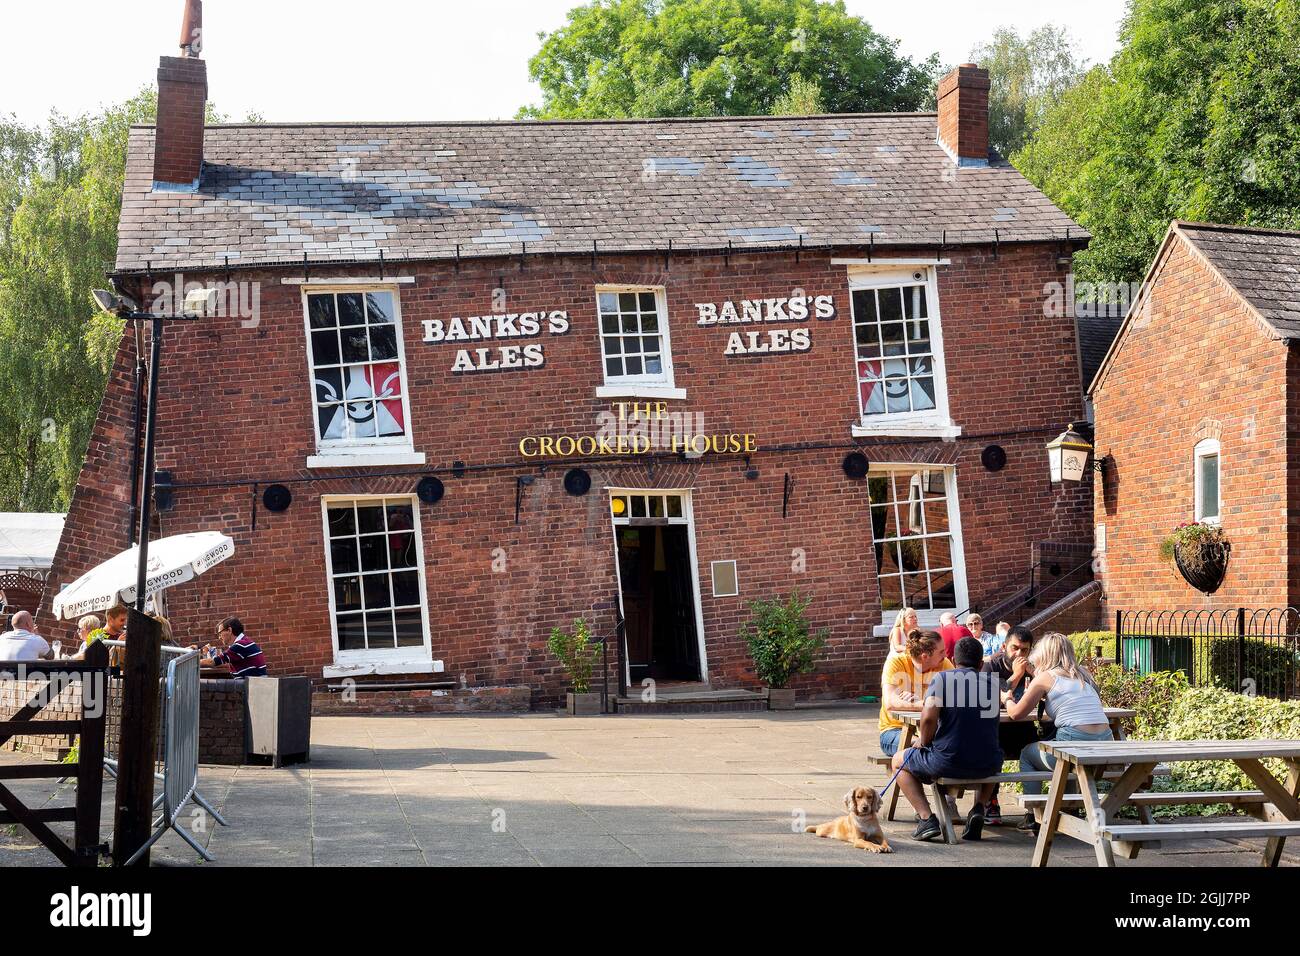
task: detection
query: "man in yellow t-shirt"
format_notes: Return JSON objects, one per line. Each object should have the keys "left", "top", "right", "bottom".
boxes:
{"left": 878, "top": 630, "right": 953, "bottom": 756}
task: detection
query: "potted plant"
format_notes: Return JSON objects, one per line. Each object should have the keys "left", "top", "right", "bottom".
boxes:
{"left": 548, "top": 617, "right": 602, "bottom": 715}
{"left": 1159, "top": 522, "right": 1231, "bottom": 594}
{"left": 739, "top": 591, "right": 828, "bottom": 710}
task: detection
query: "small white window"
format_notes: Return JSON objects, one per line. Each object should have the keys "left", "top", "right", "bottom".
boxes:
{"left": 711, "top": 560, "right": 739, "bottom": 597}
{"left": 304, "top": 288, "right": 415, "bottom": 453}
{"left": 595, "top": 286, "right": 680, "bottom": 395}
{"left": 1194, "top": 438, "right": 1221, "bottom": 524}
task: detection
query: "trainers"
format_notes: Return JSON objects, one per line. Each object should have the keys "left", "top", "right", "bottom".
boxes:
{"left": 986, "top": 797, "right": 1003, "bottom": 826}
{"left": 962, "top": 803, "right": 985, "bottom": 841}
{"left": 912, "top": 815, "right": 942, "bottom": 842}
{"left": 1016, "top": 814, "right": 1040, "bottom": 834}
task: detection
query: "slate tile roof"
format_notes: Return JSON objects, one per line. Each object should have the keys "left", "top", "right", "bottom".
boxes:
{"left": 1177, "top": 222, "right": 1300, "bottom": 339}
{"left": 1076, "top": 313, "right": 1124, "bottom": 393}
{"left": 115, "top": 114, "right": 1087, "bottom": 273}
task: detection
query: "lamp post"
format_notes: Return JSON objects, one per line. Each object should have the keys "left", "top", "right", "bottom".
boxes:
{"left": 90, "top": 283, "right": 205, "bottom": 866}
{"left": 91, "top": 286, "right": 207, "bottom": 610}
{"left": 1046, "top": 423, "right": 1094, "bottom": 483}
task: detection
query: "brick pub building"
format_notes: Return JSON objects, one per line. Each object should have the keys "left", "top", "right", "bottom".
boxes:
{"left": 42, "top": 34, "right": 1095, "bottom": 711}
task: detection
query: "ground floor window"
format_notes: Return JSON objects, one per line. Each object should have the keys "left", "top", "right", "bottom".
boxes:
{"left": 868, "top": 466, "right": 967, "bottom": 619}
{"left": 321, "top": 495, "right": 429, "bottom": 658}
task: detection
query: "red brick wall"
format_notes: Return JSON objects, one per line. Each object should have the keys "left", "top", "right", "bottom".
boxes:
{"left": 42, "top": 243, "right": 1090, "bottom": 705}
{"left": 1092, "top": 233, "right": 1292, "bottom": 612}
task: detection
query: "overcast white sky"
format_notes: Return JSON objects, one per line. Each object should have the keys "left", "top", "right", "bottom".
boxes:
{"left": 0, "top": 0, "right": 1129, "bottom": 125}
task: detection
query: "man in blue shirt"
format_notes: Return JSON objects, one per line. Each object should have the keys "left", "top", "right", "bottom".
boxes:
{"left": 890, "top": 636, "right": 1004, "bottom": 842}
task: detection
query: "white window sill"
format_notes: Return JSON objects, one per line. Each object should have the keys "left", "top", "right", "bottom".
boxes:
{"left": 596, "top": 384, "right": 687, "bottom": 401}
{"left": 307, "top": 449, "right": 427, "bottom": 469}
{"left": 851, "top": 420, "right": 962, "bottom": 440}
{"left": 323, "top": 657, "right": 444, "bottom": 679}
{"left": 872, "top": 616, "right": 950, "bottom": 639}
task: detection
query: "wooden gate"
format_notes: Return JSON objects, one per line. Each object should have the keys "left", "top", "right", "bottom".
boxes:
{"left": 0, "top": 642, "right": 109, "bottom": 866}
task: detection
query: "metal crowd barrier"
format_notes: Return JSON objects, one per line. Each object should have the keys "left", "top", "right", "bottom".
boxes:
{"left": 100, "top": 640, "right": 230, "bottom": 863}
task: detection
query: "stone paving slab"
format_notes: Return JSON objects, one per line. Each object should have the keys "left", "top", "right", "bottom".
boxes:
{"left": 1, "top": 708, "right": 1297, "bottom": 867}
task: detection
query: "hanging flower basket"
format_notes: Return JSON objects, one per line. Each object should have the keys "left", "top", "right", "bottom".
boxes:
{"left": 1160, "top": 522, "right": 1231, "bottom": 594}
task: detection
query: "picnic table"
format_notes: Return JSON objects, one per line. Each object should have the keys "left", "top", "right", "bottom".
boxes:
{"left": 1030, "top": 739, "right": 1300, "bottom": 867}
{"left": 877, "top": 707, "right": 1140, "bottom": 844}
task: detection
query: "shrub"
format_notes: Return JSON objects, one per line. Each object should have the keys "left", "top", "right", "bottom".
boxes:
{"left": 1206, "top": 638, "right": 1299, "bottom": 699}
{"left": 1084, "top": 661, "right": 1188, "bottom": 739}
{"left": 547, "top": 617, "right": 600, "bottom": 694}
{"left": 1068, "top": 630, "right": 1116, "bottom": 662}
{"left": 1159, "top": 688, "right": 1300, "bottom": 803}
{"left": 739, "top": 591, "right": 827, "bottom": 689}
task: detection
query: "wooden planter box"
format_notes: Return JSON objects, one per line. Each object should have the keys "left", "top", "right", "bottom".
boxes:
{"left": 767, "top": 687, "right": 796, "bottom": 710}
{"left": 566, "top": 691, "right": 602, "bottom": 716}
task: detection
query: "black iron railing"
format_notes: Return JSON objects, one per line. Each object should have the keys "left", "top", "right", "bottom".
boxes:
{"left": 1116, "top": 608, "right": 1300, "bottom": 701}
{"left": 592, "top": 615, "right": 628, "bottom": 713}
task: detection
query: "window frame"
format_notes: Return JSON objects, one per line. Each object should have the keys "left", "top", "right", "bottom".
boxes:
{"left": 867, "top": 463, "right": 969, "bottom": 631}
{"left": 847, "top": 266, "right": 958, "bottom": 439}
{"left": 593, "top": 285, "right": 683, "bottom": 398}
{"left": 319, "top": 493, "right": 433, "bottom": 668}
{"left": 1193, "top": 437, "right": 1222, "bottom": 525}
{"left": 301, "top": 285, "right": 417, "bottom": 455}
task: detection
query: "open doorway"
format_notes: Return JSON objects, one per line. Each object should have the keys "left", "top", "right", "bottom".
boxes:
{"left": 610, "top": 491, "right": 705, "bottom": 686}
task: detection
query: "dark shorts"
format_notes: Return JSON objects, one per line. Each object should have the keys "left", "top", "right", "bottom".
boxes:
{"left": 900, "top": 746, "right": 1000, "bottom": 785}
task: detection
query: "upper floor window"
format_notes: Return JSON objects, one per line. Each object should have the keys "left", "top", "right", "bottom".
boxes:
{"left": 595, "top": 287, "right": 680, "bottom": 396}
{"left": 1194, "top": 438, "right": 1221, "bottom": 524}
{"left": 849, "top": 268, "right": 957, "bottom": 438}
{"left": 304, "top": 289, "right": 413, "bottom": 450}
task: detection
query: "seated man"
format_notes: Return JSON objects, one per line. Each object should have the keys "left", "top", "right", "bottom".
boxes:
{"left": 937, "top": 611, "right": 973, "bottom": 660}
{"left": 201, "top": 616, "right": 268, "bottom": 677}
{"left": 891, "top": 636, "right": 1004, "bottom": 842}
{"left": 0, "top": 611, "right": 50, "bottom": 661}
{"left": 980, "top": 624, "right": 1037, "bottom": 825}
{"left": 878, "top": 630, "right": 952, "bottom": 758}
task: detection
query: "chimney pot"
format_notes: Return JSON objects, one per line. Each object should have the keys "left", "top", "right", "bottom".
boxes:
{"left": 936, "top": 63, "right": 990, "bottom": 166}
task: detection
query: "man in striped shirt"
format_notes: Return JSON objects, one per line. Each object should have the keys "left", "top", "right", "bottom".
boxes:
{"left": 203, "top": 617, "right": 268, "bottom": 677}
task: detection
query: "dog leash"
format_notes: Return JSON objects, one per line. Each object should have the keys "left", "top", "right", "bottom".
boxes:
{"left": 877, "top": 749, "right": 912, "bottom": 798}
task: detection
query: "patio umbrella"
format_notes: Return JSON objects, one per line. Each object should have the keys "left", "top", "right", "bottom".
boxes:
{"left": 52, "top": 531, "right": 235, "bottom": 620}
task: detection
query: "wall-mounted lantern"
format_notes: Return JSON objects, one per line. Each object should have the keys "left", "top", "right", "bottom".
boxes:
{"left": 1046, "top": 424, "right": 1094, "bottom": 482}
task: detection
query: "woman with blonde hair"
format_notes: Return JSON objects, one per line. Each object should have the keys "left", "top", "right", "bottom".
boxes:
{"left": 887, "top": 607, "right": 919, "bottom": 656}
{"left": 1004, "top": 632, "right": 1112, "bottom": 815}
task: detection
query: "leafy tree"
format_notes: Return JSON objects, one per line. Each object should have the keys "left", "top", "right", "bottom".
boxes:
{"left": 1015, "top": 0, "right": 1300, "bottom": 283}
{"left": 0, "top": 90, "right": 241, "bottom": 512}
{"left": 520, "top": 0, "right": 939, "bottom": 119}
{"left": 771, "top": 74, "right": 824, "bottom": 115}
{"left": 970, "top": 24, "right": 1085, "bottom": 157}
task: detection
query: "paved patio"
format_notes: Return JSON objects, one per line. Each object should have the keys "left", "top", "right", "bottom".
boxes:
{"left": 2, "top": 706, "right": 1294, "bottom": 866}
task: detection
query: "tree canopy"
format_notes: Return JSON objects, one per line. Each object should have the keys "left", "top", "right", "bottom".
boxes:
{"left": 1014, "top": 0, "right": 1300, "bottom": 282}
{"left": 971, "top": 24, "right": 1085, "bottom": 158}
{"left": 0, "top": 92, "right": 243, "bottom": 512}
{"left": 519, "top": 0, "right": 939, "bottom": 118}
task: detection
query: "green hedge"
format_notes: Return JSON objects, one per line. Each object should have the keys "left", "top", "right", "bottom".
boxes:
{"left": 1160, "top": 688, "right": 1300, "bottom": 809}
{"left": 1205, "top": 638, "right": 1299, "bottom": 698}
{"left": 1068, "top": 630, "right": 1117, "bottom": 662}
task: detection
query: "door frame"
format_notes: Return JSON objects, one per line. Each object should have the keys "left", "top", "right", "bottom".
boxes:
{"left": 607, "top": 487, "right": 709, "bottom": 689}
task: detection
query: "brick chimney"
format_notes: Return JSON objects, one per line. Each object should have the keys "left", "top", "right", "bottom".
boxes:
{"left": 153, "top": 1, "right": 206, "bottom": 190}
{"left": 936, "top": 63, "right": 990, "bottom": 166}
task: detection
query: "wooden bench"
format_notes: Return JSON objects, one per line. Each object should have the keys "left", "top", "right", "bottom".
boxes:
{"left": 1030, "top": 739, "right": 1300, "bottom": 867}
